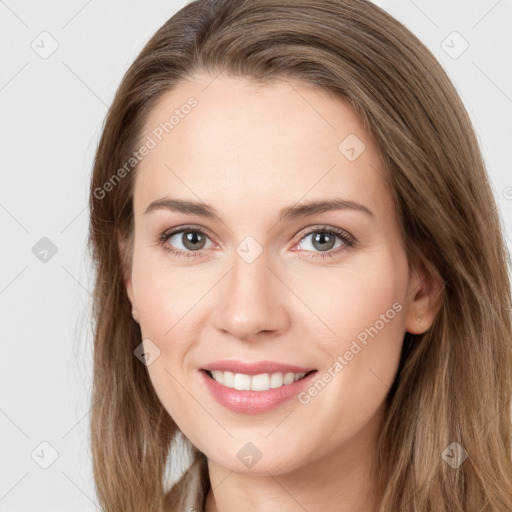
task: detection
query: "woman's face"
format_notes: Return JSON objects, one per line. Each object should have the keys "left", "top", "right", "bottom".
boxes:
{"left": 123, "top": 73, "right": 430, "bottom": 475}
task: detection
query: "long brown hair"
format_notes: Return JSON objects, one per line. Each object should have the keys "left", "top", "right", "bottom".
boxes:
{"left": 88, "top": 0, "right": 512, "bottom": 510}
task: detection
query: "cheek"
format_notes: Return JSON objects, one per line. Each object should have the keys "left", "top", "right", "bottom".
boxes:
{"left": 131, "top": 246, "right": 208, "bottom": 340}
{"left": 291, "top": 246, "right": 409, "bottom": 411}
{"left": 130, "top": 254, "right": 204, "bottom": 438}
{"left": 287, "top": 253, "right": 408, "bottom": 448}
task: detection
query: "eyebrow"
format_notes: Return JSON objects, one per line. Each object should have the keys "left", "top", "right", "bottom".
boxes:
{"left": 144, "top": 197, "right": 374, "bottom": 222}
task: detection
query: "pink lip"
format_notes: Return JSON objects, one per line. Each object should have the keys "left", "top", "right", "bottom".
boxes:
{"left": 201, "top": 359, "right": 315, "bottom": 375}
{"left": 199, "top": 367, "right": 318, "bottom": 415}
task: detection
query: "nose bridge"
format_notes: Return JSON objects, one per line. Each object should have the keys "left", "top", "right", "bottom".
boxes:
{"left": 213, "top": 245, "right": 288, "bottom": 338}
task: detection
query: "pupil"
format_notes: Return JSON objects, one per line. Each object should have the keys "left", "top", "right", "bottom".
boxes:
{"left": 184, "top": 231, "right": 205, "bottom": 250}
{"left": 313, "top": 232, "right": 335, "bottom": 251}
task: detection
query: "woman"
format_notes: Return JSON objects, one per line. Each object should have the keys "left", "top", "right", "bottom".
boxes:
{"left": 88, "top": 0, "right": 512, "bottom": 510}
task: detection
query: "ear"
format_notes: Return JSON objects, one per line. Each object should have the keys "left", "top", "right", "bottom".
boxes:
{"left": 117, "top": 229, "right": 139, "bottom": 323}
{"left": 404, "top": 259, "right": 444, "bottom": 335}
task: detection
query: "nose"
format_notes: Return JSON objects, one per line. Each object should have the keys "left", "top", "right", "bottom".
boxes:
{"left": 212, "top": 249, "right": 290, "bottom": 341}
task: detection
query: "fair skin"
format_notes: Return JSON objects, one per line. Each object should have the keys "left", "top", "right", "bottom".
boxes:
{"left": 120, "top": 72, "right": 442, "bottom": 512}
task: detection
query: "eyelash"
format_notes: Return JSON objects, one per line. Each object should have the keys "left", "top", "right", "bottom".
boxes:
{"left": 156, "top": 224, "right": 355, "bottom": 260}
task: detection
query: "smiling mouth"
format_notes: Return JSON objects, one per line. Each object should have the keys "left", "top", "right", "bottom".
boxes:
{"left": 203, "top": 369, "right": 317, "bottom": 391}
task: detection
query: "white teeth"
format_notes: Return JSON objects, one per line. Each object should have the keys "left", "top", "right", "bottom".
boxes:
{"left": 233, "top": 373, "right": 251, "bottom": 390}
{"left": 270, "top": 372, "right": 284, "bottom": 388}
{"left": 251, "top": 373, "right": 270, "bottom": 391}
{"left": 283, "top": 372, "right": 295, "bottom": 385}
{"left": 211, "top": 370, "right": 223, "bottom": 383}
{"left": 208, "top": 370, "right": 307, "bottom": 391}
{"left": 223, "top": 371, "right": 234, "bottom": 387}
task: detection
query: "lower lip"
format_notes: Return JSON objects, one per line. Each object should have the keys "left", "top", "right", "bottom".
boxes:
{"left": 199, "top": 369, "right": 317, "bottom": 414}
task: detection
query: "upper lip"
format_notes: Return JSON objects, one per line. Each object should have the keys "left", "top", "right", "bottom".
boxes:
{"left": 201, "top": 360, "right": 316, "bottom": 376}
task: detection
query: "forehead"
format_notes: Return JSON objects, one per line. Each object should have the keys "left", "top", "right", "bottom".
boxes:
{"left": 133, "top": 73, "right": 391, "bottom": 222}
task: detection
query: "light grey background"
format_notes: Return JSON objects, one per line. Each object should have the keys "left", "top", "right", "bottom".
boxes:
{"left": 1, "top": 0, "right": 511, "bottom": 510}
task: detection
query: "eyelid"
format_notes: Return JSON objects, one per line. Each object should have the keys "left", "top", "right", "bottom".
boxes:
{"left": 161, "top": 224, "right": 217, "bottom": 243}
{"left": 294, "top": 224, "right": 354, "bottom": 246}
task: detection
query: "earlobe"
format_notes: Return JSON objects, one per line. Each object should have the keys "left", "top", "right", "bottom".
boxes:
{"left": 404, "top": 262, "right": 444, "bottom": 335}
